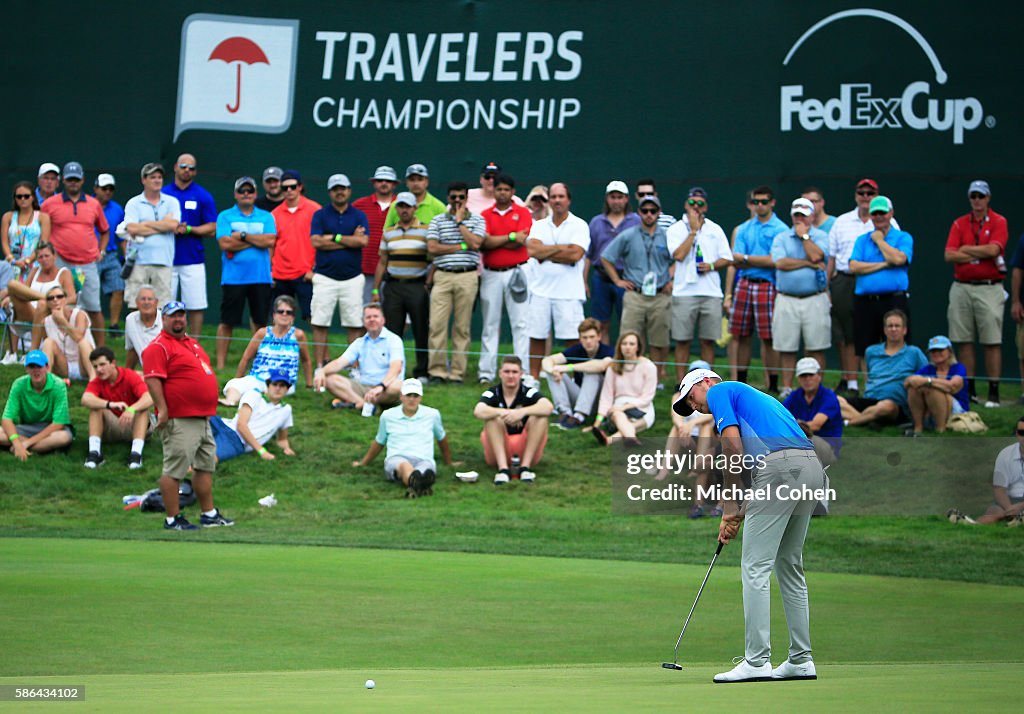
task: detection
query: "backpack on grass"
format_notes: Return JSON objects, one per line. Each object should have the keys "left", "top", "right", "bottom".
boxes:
{"left": 139, "top": 479, "right": 197, "bottom": 513}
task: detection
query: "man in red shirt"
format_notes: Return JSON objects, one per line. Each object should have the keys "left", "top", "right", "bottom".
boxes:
{"left": 944, "top": 180, "right": 1008, "bottom": 407}
{"left": 352, "top": 166, "right": 398, "bottom": 305}
{"left": 143, "top": 301, "right": 232, "bottom": 530}
{"left": 479, "top": 174, "right": 533, "bottom": 383}
{"left": 40, "top": 161, "right": 110, "bottom": 346}
{"left": 270, "top": 170, "right": 321, "bottom": 323}
{"left": 80, "top": 346, "right": 153, "bottom": 470}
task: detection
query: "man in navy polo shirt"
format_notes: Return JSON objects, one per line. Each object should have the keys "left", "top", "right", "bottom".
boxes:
{"left": 675, "top": 368, "right": 825, "bottom": 684}
{"left": 309, "top": 174, "right": 370, "bottom": 365}
{"left": 214, "top": 176, "right": 277, "bottom": 369}
{"left": 162, "top": 153, "right": 217, "bottom": 337}
{"left": 782, "top": 357, "right": 842, "bottom": 464}
{"left": 93, "top": 173, "right": 126, "bottom": 332}
{"left": 849, "top": 195, "right": 913, "bottom": 355}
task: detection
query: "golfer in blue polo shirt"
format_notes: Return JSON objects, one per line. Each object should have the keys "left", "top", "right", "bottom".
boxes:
{"left": 675, "top": 368, "right": 826, "bottom": 683}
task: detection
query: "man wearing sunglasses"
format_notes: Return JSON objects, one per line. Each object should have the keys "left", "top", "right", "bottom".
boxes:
{"left": 270, "top": 170, "right": 321, "bottom": 322}
{"left": 121, "top": 163, "right": 180, "bottom": 307}
{"left": 827, "top": 179, "right": 900, "bottom": 396}
{"left": 634, "top": 178, "right": 677, "bottom": 231}
{"left": 729, "top": 185, "right": 786, "bottom": 390}
{"left": 667, "top": 187, "right": 733, "bottom": 380}
{"left": 600, "top": 195, "right": 674, "bottom": 381}
{"left": 214, "top": 176, "right": 277, "bottom": 369}
{"left": 162, "top": 153, "right": 217, "bottom": 337}
{"left": 40, "top": 161, "right": 110, "bottom": 347}
{"left": 946, "top": 180, "right": 1007, "bottom": 408}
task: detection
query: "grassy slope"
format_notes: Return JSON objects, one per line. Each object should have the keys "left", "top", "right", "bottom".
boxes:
{"left": 0, "top": 335, "right": 1021, "bottom": 587}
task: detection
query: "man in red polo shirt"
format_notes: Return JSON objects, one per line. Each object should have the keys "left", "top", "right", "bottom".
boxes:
{"left": 81, "top": 346, "right": 153, "bottom": 470}
{"left": 143, "top": 301, "right": 232, "bottom": 530}
{"left": 352, "top": 166, "right": 398, "bottom": 305}
{"left": 479, "top": 174, "right": 533, "bottom": 383}
{"left": 40, "top": 161, "right": 110, "bottom": 346}
{"left": 944, "top": 179, "right": 1008, "bottom": 407}
{"left": 270, "top": 170, "right": 321, "bottom": 323}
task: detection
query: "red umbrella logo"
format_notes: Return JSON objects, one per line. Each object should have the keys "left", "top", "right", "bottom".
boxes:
{"left": 208, "top": 37, "right": 270, "bottom": 114}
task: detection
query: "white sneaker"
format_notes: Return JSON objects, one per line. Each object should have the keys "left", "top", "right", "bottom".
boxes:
{"left": 771, "top": 659, "right": 817, "bottom": 680}
{"left": 519, "top": 468, "right": 536, "bottom": 483}
{"left": 713, "top": 658, "right": 773, "bottom": 683}
{"left": 779, "top": 386, "right": 793, "bottom": 400}
{"left": 493, "top": 471, "right": 510, "bottom": 485}
{"left": 0, "top": 352, "right": 18, "bottom": 366}
{"left": 984, "top": 400, "right": 1000, "bottom": 408}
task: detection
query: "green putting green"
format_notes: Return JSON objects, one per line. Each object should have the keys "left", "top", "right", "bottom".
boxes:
{"left": 1, "top": 538, "right": 1020, "bottom": 711}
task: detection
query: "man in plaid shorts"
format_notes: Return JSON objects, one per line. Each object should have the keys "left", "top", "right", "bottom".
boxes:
{"left": 729, "top": 186, "right": 787, "bottom": 389}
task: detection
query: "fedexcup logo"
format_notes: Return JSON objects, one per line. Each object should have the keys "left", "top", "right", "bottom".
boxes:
{"left": 175, "top": 14, "right": 299, "bottom": 140}
{"left": 780, "top": 9, "right": 990, "bottom": 145}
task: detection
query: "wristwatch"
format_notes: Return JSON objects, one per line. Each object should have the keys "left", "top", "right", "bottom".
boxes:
{"left": 240, "top": 231, "right": 248, "bottom": 242}
{"left": 801, "top": 234, "right": 810, "bottom": 241}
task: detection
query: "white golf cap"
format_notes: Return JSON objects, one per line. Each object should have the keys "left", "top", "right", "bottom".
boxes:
{"left": 605, "top": 180, "right": 629, "bottom": 195}
{"left": 327, "top": 173, "right": 351, "bottom": 189}
{"left": 394, "top": 191, "right": 417, "bottom": 206}
{"left": 95, "top": 173, "right": 116, "bottom": 187}
{"left": 791, "top": 197, "right": 815, "bottom": 216}
{"left": 38, "top": 162, "right": 60, "bottom": 176}
{"left": 401, "top": 378, "right": 423, "bottom": 396}
{"left": 795, "top": 357, "right": 821, "bottom": 376}
{"left": 672, "top": 368, "right": 723, "bottom": 416}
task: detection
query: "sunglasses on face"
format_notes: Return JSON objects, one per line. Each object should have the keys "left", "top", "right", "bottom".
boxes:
{"left": 237, "top": 188, "right": 256, "bottom": 195}
{"left": 856, "top": 190, "right": 877, "bottom": 197}
{"left": 282, "top": 183, "right": 299, "bottom": 191}
{"left": 46, "top": 294, "right": 66, "bottom": 301}
{"left": 14, "top": 193, "right": 32, "bottom": 199}
{"left": 750, "top": 198, "right": 771, "bottom": 205}
{"left": 639, "top": 208, "right": 659, "bottom": 215}
{"left": 969, "top": 193, "right": 987, "bottom": 200}
{"left": 178, "top": 163, "right": 196, "bottom": 170}
{"left": 530, "top": 196, "right": 547, "bottom": 203}
{"left": 275, "top": 309, "right": 294, "bottom": 315}
{"left": 687, "top": 199, "right": 706, "bottom": 208}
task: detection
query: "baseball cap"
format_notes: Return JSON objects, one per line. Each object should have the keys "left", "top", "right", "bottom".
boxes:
{"left": 262, "top": 166, "right": 283, "bottom": 181}
{"left": 405, "top": 163, "right": 429, "bottom": 178}
{"left": 401, "top": 377, "right": 424, "bottom": 396}
{"left": 95, "top": 173, "right": 116, "bottom": 188}
{"left": 371, "top": 165, "right": 398, "bottom": 182}
{"left": 394, "top": 191, "right": 417, "bottom": 206}
{"left": 481, "top": 161, "right": 501, "bottom": 175}
{"left": 927, "top": 335, "right": 953, "bottom": 351}
{"left": 526, "top": 185, "right": 549, "bottom": 202}
{"left": 791, "top": 197, "right": 815, "bottom": 216}
{"left": 688, "top": 359, "right": 712, "bottom": 371}
{"left": 795, "top": 357, "right": 821, "bottom": 376}
{"left": 327, "top": 173, "right": 351, "bottom": 189}
{"left": 38, "top": 162, "right": 60, "bottom": 177}
{"left": 605, "top": 180, "right": 629, "bottom": 195}
{"left": 869, "top": 195, "right": 893, "bottom": 214}
{"left": 281, "top": 169, "right": 302, "bottom": 183}
{"left": 967, "top": 180, "right": 990, "bottom": 197}
{"left": 266, "top": 368, "right": 294, "bottom": 386}
{"left": 687, "top": 186, "right": 708, "bottom": 199}
{"left": 234, "top": 176, "right": 257, "bottom": 191}
{"left": 62, "top": 162, "right": 84, "bottom": 180}
{"left": 672, "top": 368, "right": 723, "bottom": 416}
{"left": 856, "top": 178, "right": 879, "bottom": 190}
{"left": 639, "top": 194, "right": 662, "bottom": 209}
{"left": 140, "top": 162, "right": 164, "bottom": 178}
{"left": 161, "top": 300, "right": 187, "bottom": 316}
{"left": 24, "top": 349, "right": 49, "bottom": 367}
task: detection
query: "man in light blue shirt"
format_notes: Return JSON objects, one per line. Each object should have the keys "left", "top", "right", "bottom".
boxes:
{"left": 675, "top": 368, "right": 824, "bottom": 683}
{"left": 838, "top": 309, "right": 927, "bottom": 426}
{"left": 121, "top": 163, "right": 181, "bottom": 306}
{"left": 729, "top": 185, "right": 788, "bottom": 389}
{"left": 352, "top": 378, "right": 454, "bottom": 498}
{"left": 314, "top": 302, "right": 405, "bottom": 412}
{"left": 770, "top": 198, "right": 831, "bottom": 395}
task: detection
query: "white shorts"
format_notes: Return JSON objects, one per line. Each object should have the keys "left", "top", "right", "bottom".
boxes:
{"left": 67, "top": 360, "right": 85, "bottom": 382}
{"left": 527, "top": 295, "right": 584, "bottom": 340}
{"left": 223, "top": 374, "right": 296, "bottom": 397}
{"left": 311, "top": 273, "right": 365, "bottom": 328}
{"left": 171, "top": 264, "right": 208, "bottom": 310}
{"left": 771, "top": 292, "right": 831, "bottom": 353}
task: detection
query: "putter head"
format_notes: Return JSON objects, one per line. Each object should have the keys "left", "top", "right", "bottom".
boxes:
{"left": 662, "top": 662, "right": 684, "bottom": 670}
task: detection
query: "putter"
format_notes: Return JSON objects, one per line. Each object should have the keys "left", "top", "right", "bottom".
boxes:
{"left": 662, "top": 540, "right": 725, "bottom": 671}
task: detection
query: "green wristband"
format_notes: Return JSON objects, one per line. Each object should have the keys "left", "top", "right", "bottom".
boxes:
{"left": 125, "top": 406, "right": 137, "bottom": 415}
{"left": 9, "top": 433, "right": 20, "bottom": 441}
{"left": 460, "top": 241, "right": 468, "bottom": 251}
{"left": 258, "top": 447, "right": 267, "bottom": 455}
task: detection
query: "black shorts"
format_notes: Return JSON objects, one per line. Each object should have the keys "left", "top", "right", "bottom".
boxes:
{"left": 220, "top": 284, "right": 272, "bottom": 327}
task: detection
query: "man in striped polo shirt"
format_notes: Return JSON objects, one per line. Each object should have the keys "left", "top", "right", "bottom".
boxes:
{"left": 374, "top": 192, "right": 431, "bottom": 380}
{"left": 426, "top": 182, "right": 485, "bottom": 384}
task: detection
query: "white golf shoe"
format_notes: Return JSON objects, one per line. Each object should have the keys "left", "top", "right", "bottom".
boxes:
{"left": 713, "top": 657, "right": 773, "bottom": 683}
{"left": 771, "top": 659, "right": 817, "bottom": 680}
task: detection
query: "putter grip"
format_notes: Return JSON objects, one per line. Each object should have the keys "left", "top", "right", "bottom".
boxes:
{"left": 714, "top": 541, "right": 724, "bottom": 555}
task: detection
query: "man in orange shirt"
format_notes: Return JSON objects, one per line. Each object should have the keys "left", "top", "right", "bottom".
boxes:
{"left": 270, "top": 170, "right": 321, "bottom": 324}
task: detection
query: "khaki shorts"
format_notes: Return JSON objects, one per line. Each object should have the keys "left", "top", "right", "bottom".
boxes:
{"left": 621, "top": 290, "right": 671, "bottom": 348}
{"left": 947, "top": 282, "right": 1004, "bottom": 345}
{"left": 101, "top": 409, "right": 155, "bottom": 442}
{"left": 772, "top": 292, "right": 832, "bottom": 352}
{"left": 671, "top": 295, "right": 723, "bottom": 342}
{"left": 311, "top": 272, "right": 365, "bottom": 328}
{"left": 160, "top": 417, "right": 217, "bottom": 480}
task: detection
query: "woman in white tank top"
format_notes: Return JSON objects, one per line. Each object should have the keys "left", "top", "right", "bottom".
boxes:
{"left": 40, "top": 285, "right": 95, "bottom": 382}
{"left": 3, "top": 242, "right": 77, "bottom": 350}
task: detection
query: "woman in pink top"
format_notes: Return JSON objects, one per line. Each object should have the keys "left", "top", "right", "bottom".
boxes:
{"left": 590, "top": 330, "right": 657, "bottom": 446}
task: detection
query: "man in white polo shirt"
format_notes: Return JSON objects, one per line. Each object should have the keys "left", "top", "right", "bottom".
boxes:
{"left": 526, "top": 182, "right": 591, "bottom": 379}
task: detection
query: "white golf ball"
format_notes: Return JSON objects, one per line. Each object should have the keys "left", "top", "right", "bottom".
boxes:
{"left": 365, "top": 679, "right": 375, "bottom": 689}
